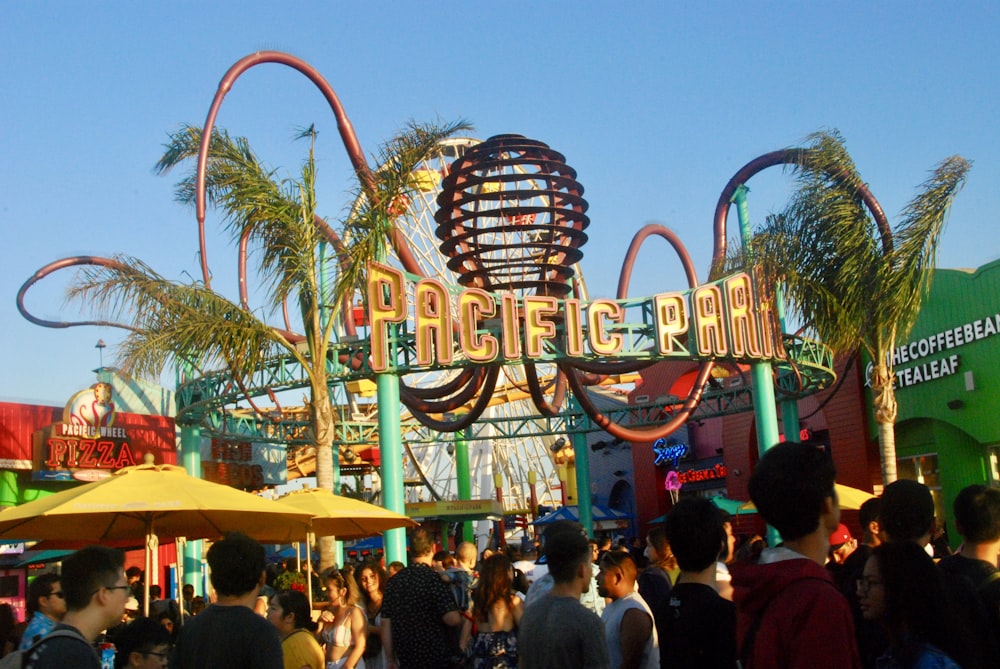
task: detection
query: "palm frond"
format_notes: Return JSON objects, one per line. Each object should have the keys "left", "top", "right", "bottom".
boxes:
{"left": 67, "top": 255, "right": 289, "bottom": 384}
{"left": 880, "top": 155, "right": 971, "bottom": 339}
{"left": 332, "top": 119, "right": 473, "bottom": 307}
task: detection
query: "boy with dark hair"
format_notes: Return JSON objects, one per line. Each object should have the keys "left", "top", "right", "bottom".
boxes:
{"left": 878, "top": 479, "right": 935, "bottom": 544}
{"left": 26, "top": 545, "right": 129, "bottom": 669}
{"left": 731, "top": 442, "right": 860, "bottom": 668}
{"left": 520, "top": 521, "right": 610, "bottom": 669}
{"left": 110, "top": 616, "right": 171, "bottom": 669}
{"left": 938, "top": 485, "right": 1000, "bottom": 643}
{"left": 655, "top": 497, "right": 735, "bottom": 668}
{"left": 170, "top": 532, "right": 282, "bottom": 669}
{"left": 381, "top": 528, "right": 462, "bottom": 669}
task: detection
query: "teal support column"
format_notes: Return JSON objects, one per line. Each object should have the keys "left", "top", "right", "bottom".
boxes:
{"left": 733, "top": 184, "right": 782, "bottom": 547}
{"left": 570, "top": 398, "right": 594, "bottom": 536}
{"left": 180, "top": 424, "right": 204, "bottom": 594}
{"left": 377, "top": 373, "right": 407, "bottom": 564}
{"left": 455, "top": 429, "right": 474, "bottom": 543}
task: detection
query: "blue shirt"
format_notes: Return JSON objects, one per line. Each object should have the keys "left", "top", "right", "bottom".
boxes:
{"left": 19, "top": 611, "right": 57, "bottom": 650}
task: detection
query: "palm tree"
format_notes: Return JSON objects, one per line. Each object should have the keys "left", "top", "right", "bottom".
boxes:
{"left": 737, "top": 130, "right": 970, "bottom": 484}
{"left": 67, "top": 119, "right": 469, "bottom": 567}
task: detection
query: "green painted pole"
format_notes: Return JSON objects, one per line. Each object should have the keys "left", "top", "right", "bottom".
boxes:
{"left": 377, "top": 373, "right": 407, "bottom": 564}
{"left": 569, "top": 397, "right": 594, "bottom": 536}
{"left": 732, "top": 184, "right": 782, "bottom": 548}
{"left": 775, "top": 285, "right": 801, "bottom": 440}
{"left": 0, "top": 471, "right": 18, "bottom": 508}
{"left": 455, "top": 428, "right": 474, "bottom": 543}
{"left": 180, "top": 423, "right": 204, "bottom": 594}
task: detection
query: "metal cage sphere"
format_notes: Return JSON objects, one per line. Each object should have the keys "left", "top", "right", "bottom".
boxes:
{"left": 434, "top": 134, "right": 589, "bottom": 297}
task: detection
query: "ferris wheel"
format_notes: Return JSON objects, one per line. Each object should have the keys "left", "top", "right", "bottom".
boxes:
{"left": 348, "top": 137, "right": 574, "bottom": 516}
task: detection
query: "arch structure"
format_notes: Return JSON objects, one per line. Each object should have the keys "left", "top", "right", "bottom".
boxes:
{"left": 18, "top": 51, "right": 851, "bottom": 505}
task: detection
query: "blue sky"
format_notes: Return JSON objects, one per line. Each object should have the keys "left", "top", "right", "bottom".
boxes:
{"left": 2, "top": 2, "right": 997, "bottom": 406}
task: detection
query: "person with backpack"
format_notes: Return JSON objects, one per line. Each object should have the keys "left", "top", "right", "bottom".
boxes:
{"left": 19, "top": 545, "right": 130, "bottom": 669}
{"left": 730, "top": 442, "right": 861, "bottom": 668}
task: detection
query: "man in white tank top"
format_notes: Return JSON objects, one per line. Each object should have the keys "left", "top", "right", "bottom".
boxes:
{"left": 596, "top": 550, "right": 659, "bottom": 669}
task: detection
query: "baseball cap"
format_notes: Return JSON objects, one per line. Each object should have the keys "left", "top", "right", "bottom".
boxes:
{"left": 829, "top": 523, "right": 851, "bottom": 547}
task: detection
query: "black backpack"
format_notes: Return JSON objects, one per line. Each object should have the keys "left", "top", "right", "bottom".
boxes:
{"left": 0, "top": 629, "right": 92, "bottom": 669}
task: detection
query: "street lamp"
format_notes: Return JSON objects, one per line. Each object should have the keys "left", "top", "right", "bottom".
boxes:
{"left": 95, "top": 339, "right": 106, "bottom": 371}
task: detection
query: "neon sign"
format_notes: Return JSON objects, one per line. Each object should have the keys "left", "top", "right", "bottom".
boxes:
{"left": 653, "top": 438, "right": 689, "bottom": 467}
{"left": 367, "top": 263, "right": 784, "bottom": 373}
{"left": 677, "top": 463, "right": 727, "bottom": 484}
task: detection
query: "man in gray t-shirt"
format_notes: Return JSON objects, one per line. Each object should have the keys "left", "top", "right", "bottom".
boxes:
{"left": 519, "top": 521, "right": 610, "bottom": 669}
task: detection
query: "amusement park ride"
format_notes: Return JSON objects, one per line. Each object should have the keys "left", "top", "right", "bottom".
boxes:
{"left": 18, "top": 52, "right": 869, "bottom": 563}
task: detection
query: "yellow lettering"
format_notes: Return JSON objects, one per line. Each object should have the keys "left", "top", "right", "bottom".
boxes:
{"left": 724, "top": 273, "right": 762, "bottom": 358}
{"left": 653, "top": 292, "right": 688, "bottom": 354}
{"left": 414, "top": 279, "right": 453, "bottom": 366}
{"left": 458, "top": 290, "right": 498, "bottom": 362}
{"left": 563, "top": 299, "right": 585, "bottom": 357}
{"left": 694, "top": 285, "right": 727, "bottom": 356}
{"left": 587, "top": 300, "right": 624, "bottom": 355}
{"left": 523, "top": 296, "right": 559, "bottom": 358}
{"left": 367, "top": 263, "right": 407, "bottom": 372}
{"left": 501, "top": 294, "right": 522, "bottom": 359}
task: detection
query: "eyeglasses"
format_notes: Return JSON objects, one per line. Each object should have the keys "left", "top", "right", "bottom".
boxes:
{"left": 856, "top": 576, "right": 884, "bottom": 593}
{"left": 91, "top": 584, "right": 131, "bottom": 598}
{"left": 47, "top": 591, "right": 64, "bottom": 599}
{"left": 142, "top": 650, "right": 169, "bottom": 664}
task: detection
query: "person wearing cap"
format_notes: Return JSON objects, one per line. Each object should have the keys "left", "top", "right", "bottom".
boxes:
{"left": 828, "top": 524, "right": 857, "bottom": 565}
{"left": 730, "top": 442, "right": 861, "bottom": 669}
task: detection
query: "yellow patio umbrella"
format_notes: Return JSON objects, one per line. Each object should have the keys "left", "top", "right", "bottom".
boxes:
{"left": 0, "top": 464, "right": 313, "bottom": 614}
{"left": 274, "top": 488, "right": 417, "bottom": 539}
{"left": 738, "top": 483, "right": 875, "bottom": 512}
{"left": 265, "top": 487, "right": 418, "bottom": 605}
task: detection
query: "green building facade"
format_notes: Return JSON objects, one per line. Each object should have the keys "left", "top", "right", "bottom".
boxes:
{"left": 880, "top": 258, "right": 1000, "bottom": 538}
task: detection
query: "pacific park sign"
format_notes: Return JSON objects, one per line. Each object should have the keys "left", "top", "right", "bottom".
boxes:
{"left": 366, "top": 263, "right": 786, "bottom": 373}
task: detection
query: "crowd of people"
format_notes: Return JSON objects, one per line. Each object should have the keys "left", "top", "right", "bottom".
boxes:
{"left": 5, "top": 441, "right": 1000, "bottom": 668}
